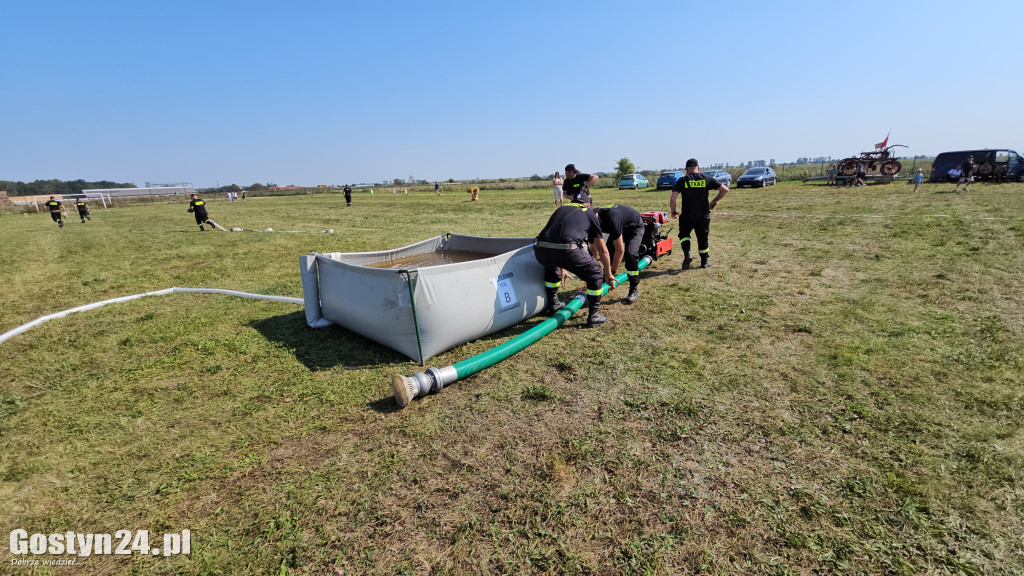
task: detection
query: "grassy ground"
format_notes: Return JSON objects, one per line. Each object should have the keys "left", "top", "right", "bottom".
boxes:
{"left": 1, "top": 180, "right": 1022, "bottom": 575}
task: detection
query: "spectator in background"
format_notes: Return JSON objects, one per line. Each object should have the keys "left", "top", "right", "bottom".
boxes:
{"left": 434, "top": 182, "right": 441, "bottom": 195}
{"left": 552, "top": 171, "right": 564, "bottom": 206}
{"left": 827, "top": 164, "right": 838, "bottom": 186}
{"left": 913, "top": 168, "right": 924, "bottom": 193}
{"left": 343, "top": 184, "right": 352, "bottom": 206}
{"left": 954, "top": 154, "right": 975, "bottom": 192}
{"left": 852, "top": 162, "right": 866, "bottom": 187}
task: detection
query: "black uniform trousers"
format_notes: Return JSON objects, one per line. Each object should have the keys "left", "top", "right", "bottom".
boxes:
{"left": 534, "top": 245, "right": 604, "bottom": 296}
{"left": 608, "top": 225, "right": 644, "bottom": 286}
{"left": 678, "top": 213, "right": 711, "bottom": 254}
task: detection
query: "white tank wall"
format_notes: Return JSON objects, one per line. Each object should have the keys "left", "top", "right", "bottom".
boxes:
{"left": 304, "top": 234, "right": 545, "bottom": 363}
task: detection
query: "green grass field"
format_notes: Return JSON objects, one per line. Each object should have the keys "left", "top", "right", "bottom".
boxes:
{"left": 1, "top": 181, "right": 1022, "bottom": 575}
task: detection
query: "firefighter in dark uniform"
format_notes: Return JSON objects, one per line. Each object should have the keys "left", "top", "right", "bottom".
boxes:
{"left": 534, "top": 180, "right": 615, "bottom": 326}
{"left": 670, "top": 158, "right": 729, "bottom": 269}
{"left": 187, "top": 193, "right": 215, "bottom": 231}
{"left": 343, "top": 184, "right": 353, "bottom": 206}
{"left": 596, "top": 202, "right": 645, "bottom": 303}
{"left": 75, "top": 198, "right": 91, "bottom": 223}
{"left": 44, "top": 196, "right": 64, "bottom": 228}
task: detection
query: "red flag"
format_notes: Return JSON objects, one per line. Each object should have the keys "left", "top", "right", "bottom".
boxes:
{"left": 875, "top": 130, "right": 891, "bottom": 150}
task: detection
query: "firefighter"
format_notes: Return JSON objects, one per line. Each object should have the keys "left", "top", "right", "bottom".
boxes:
{"left": 75, "top": 198, "right": 91, "bottom": 223}
{"left": 669, "top": 158, "right": 729, "bottom": 269}
{"left": 187, "top": 193, "right": 215, "bottom": 231}
{"left": 534, "top": 182, "right": 615, "bottom": 327}
{"left": 343, "top": 184, "right": 352, "bottom": 206}
{"left": 596, "top": 202, "right": 645, "bottom": 304}
{"left": 44, "top": 196, "right": 64, "bottom": 228}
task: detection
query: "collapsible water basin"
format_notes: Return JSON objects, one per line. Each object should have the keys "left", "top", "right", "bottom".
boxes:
{"left": 300, "top": 234, "right": 546, "bottom": 364}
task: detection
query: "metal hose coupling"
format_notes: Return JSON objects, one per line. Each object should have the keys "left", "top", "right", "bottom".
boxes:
{"left": 392, "top": 366, "right": 457, "bottom": 407}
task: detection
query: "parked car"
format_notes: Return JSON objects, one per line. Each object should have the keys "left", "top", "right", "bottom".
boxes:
{"left": 618, "top": 173, "right": 649, "bottom": 190}
{"left": 656, "top": 170, "right": 684, "bottom": 189}
{"left": 701, "top": 169, "right": 733, "bottom": 187}
{"left": 735, "top": 167, "right": 777, "bottom": 188}
{"left": 929, "top": 149, "right": 1023, "bottom": 182}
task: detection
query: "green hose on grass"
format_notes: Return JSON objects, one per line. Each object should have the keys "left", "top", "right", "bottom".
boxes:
{"left": 391, "top": 255, "right": 652, "bottom": 407}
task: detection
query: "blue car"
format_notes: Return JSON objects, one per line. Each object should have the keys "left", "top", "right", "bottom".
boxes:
{"left": 657, "top": 170, "right": 684, "bottom": 189}
{"left": 618, "top": 173, "right": 649, "bottom": 190}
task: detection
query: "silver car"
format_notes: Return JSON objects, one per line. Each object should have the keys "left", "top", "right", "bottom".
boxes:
{"left": 736, "top": 167, "right": 778, "bottom": 188}
{"left": 701, "top": 169, "right": 733, "bottom": 187}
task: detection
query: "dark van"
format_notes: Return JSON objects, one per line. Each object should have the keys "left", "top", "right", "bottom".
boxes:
{"left": 930, "top": 149, "right": 1023, "bottom": 182}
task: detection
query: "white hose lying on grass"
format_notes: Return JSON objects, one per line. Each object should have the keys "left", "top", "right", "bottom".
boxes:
{"left": 0, "top": 287, "right": 304, "bottom": 345}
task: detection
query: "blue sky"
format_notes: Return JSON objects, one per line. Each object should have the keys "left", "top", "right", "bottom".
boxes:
{"left": 3, "top": 0, "right": 1022, "bottom": 187}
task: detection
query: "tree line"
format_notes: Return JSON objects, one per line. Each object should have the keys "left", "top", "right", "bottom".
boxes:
{"left": 0, "top": 179, "right": 136, "bottom": 197}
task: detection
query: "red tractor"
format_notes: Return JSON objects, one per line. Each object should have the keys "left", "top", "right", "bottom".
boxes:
{"left": 836, "top": 144, "right": 907, "bottom": 177}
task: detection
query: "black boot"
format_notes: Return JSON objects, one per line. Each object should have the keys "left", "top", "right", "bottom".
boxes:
{"left": 587, "top": 298, "right": 606, "bottom": 326}
{"left": 199, "top": 225, "right": 205, "bottom": 231}
{"left": 681, "top": 253, "right": 693, "bottom": 270}
{"left": 625, "top": 281, "right": 639, "bottom": 304}
{"left": 700, "top": 254, "right": 710, "bottom": 268}
{"left": 543, "top": 288, "right": 565, "bottom": 315}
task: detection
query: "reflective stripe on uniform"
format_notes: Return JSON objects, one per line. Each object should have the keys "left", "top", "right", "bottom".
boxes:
{"left": 626, "top": 269, "right": 639, "bottom": 277}
{"left": 699, "top": 249, "right": 709, "bottom": 254}
{"left": 586, "top": 288, "right": 603, "bottom": 296}
{"left": 545, "top": 281, "right": 561, "bottom": 289}
{"left": 680, "top": 236, "right": 690, "bottom": 242}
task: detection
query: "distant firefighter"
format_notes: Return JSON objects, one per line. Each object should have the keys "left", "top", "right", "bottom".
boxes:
{"left": 75, "top": 198, "right": 91, "bottom": 223}
{"left": 187, "top": 193, "right": 216, "bottom": 231}
{"left": 44, "top": 196, "right": 64, "bottom": 229}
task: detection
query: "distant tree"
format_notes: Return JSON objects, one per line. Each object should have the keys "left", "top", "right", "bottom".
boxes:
{"left": 614, "top": 157, "right": 636, "bottom": 183}
{"left": 249, "top": 183, "right": 267, "bottom": 191}
{"left": 0, "top": 178, "right": 134, "bottom": 196}
{"left": 448, "top": 178, "right": 455, "bottom": 183}
{"left": 393, "top": 178, "right": 403, "bottom": 185}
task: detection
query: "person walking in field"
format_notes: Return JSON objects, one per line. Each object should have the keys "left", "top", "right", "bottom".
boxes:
{"left": 913, "top": 168, "right": 924, "bottom": 193}
{"left": 75, "top": 198, "right": 91, "bottom": 222}
{"left": 670, "top": 158, "right": 729, "bottom": 269}
{"left": 434, "top": 182, "right": 441, "bottom": 195}
{"left": 44, "top": 196, "right": 64, "bottom": 228}
{"left": 187, "top": 193, "right": 216, "bottom": 231}
{"left": 343, "top": 184, "right": 352, "bottom": 207}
